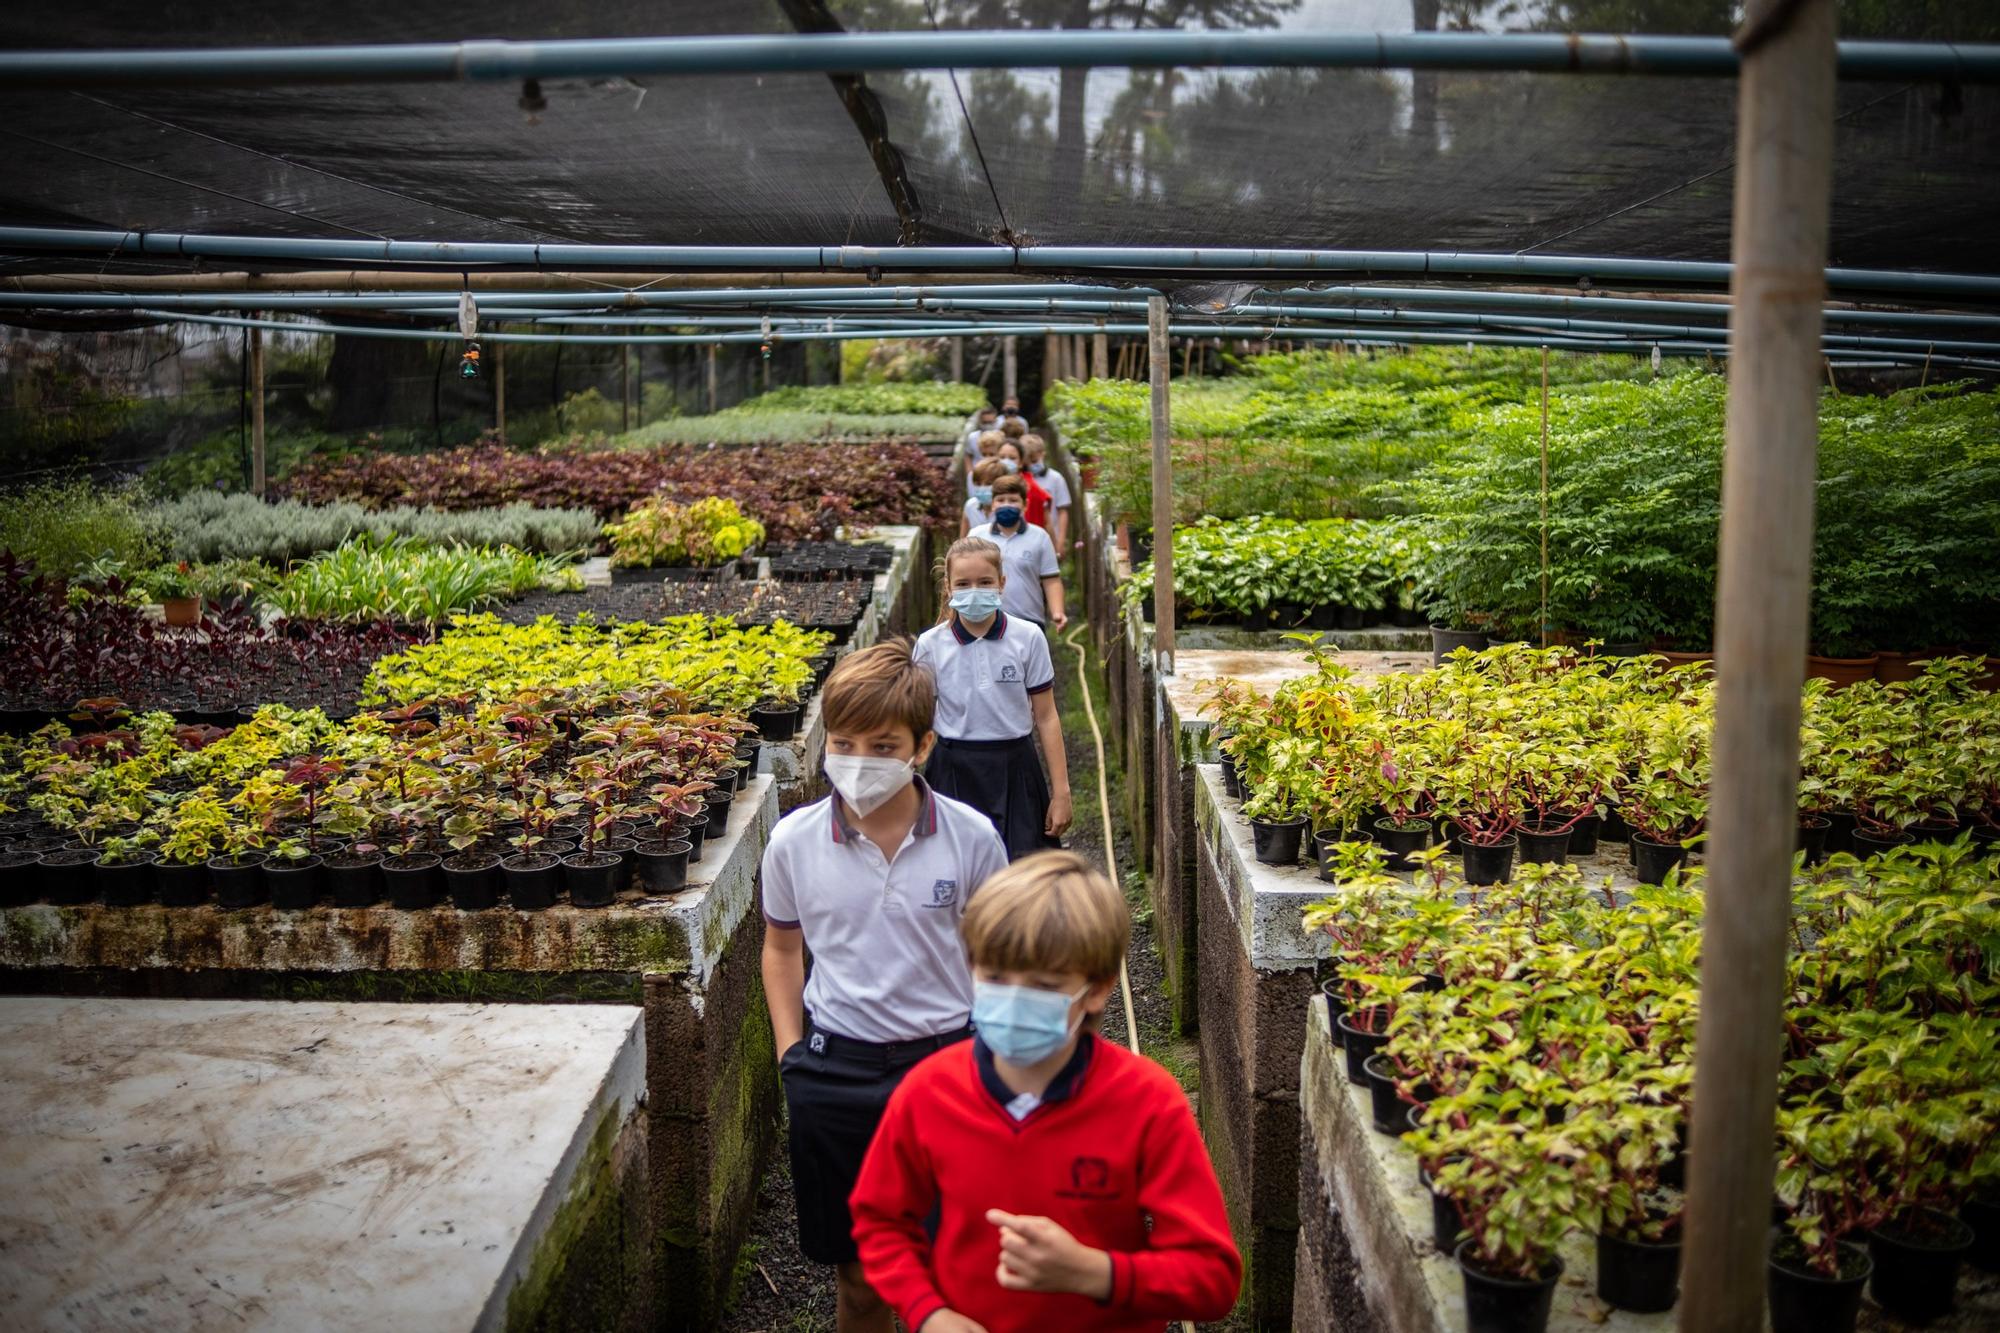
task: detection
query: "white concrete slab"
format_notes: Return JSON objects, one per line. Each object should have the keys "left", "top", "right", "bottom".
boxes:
{"left": 0, "top": 998, "right": 643, "bottom": 1333}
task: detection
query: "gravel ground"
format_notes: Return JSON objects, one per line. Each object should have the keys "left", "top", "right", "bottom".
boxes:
{"left": 716, "top": 617, "right": 1237, "bottom": 1331}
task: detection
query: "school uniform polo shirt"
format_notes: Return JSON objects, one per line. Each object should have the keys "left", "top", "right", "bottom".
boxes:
{"left": 962, "top": 496, "right": 991, "bottom": 529}
{"left": 913, "top": 612, "right": 1055, "bottom": 742}
{"left": 761, "top": 778, "right": 1008, "bottom": 1044}
{"left": 984, "top": 521, "right": 1061, "bottom": 623}
{"left": 1031, "top": 463, "right": 1073, "bottom": 515}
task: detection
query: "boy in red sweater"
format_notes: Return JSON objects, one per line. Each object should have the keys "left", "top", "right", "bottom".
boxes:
{"left": 850, "top": 851, "right": 1241, "bottom": 1332}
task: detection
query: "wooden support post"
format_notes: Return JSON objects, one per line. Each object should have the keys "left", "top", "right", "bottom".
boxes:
{"left": 706, "top": 343, "right": 719, "bottom": 414}
{"left": 493, "top": 340, "right": 506, "bottom": 444}
{"left": 248, "top": 321, "right": 266, "bottom": 496}
{"left": 950, "top": 338, "right": 964, "bottom": 384}
{"left": 1043, "top": 332, "right": 1061, "bottom": 389}
{"left": 1003, "top": 336, "right": 1018, "bottom": 402}
{"left": 1072, "top": 335, "right": 1087, "bottom": 383}
{"left": 1148, "top": 295, "right": 1175, "bottom": 675}
{"left": 1680, "top": 5, "right": 1836, "bottom": 1331}
{"left": 1093, "top": 321, "right": 1108, "bottom": 379}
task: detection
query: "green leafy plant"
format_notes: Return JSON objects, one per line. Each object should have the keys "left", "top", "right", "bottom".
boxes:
{"left": 268, "top": 536, "right": 581, "bottom": 624}
{"left": 602, "top": 496, "right": 765, "bottom": 569}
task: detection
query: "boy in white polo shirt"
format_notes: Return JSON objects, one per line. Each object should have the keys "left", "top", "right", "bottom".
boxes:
{"left": 981, "top": 473, "right": 1066, "bottom": 631}
{"left": 914, "top": 536, "right": 1072, "bottom": 860}
{"left": 761, "top": 638, "right": 1008, "bottom": 1333}
{"left": 1022, "top": 433, "right": 1072, "bottom": 552}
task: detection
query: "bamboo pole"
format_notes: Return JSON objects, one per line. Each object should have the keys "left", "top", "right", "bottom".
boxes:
{"left": 494, "top": 340, "right": 506, "bottom": 443}
{"left": 620, "top": 344, "right": 631, "bottom": 430}
{"left": 1003, "top": 335, "right": 1018, "bottom": 401}
{"left": 1044, "top": 331, "right": 1061, "bottom": 388}
{"left": 706, "top": 343, "right": 719, "bottom": 413}
{"left": 1148, "top": 295, "right": 1175, "bottom": 674}
{"left": 1093, "top": 320, "right": 1108, "bottom": 378}
{"left": 1680, "top": 4, "right": 1837, "bottom": 1330}
{"left": 248, "top": 321, "right": 265, "bottom": 495}
{"left": 950, "top": 337, "right": 964, "bottom": 383}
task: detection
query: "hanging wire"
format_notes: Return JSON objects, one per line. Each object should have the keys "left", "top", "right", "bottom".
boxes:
{"left": 924, "top": 0, "right": 1013, "bottom": 242}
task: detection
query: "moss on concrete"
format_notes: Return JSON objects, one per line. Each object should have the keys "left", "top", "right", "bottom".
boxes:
{"left": 505, "top": 1103, "right": 650, "bottom": 1333}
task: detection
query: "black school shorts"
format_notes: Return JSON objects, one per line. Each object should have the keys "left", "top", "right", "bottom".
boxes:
{"left": 780, "top": 1023, "right": 971, "bottom": 1264}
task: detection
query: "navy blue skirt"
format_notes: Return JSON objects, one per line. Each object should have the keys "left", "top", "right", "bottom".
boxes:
{"left": 926, "top": 734, "right": 1054, "bottom": 860}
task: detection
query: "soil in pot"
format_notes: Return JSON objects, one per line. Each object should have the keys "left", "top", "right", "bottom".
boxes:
{"left": 264, "top": 855, "right": 325, "bottom": 910}
{"left": 1596, "top": 1227, "right": 1681, "bottom": 1313}
{"left": 1430, "top": 624, "right": 1487, "bottom": 665}
{"left": 1455, "top": 1244, "right": 1561, "bottom": 1333}
{"left": 1461, "top": 835, "right": 1518, "bottom": 886}
{"left": 1371, "top": 816, "right": 1433, "bottom": 871}
{"left": 207, "top": 853, "right": 270, "bottom": 909}
{"left": 634, "top": 839, "right": 693, "bottom": 895}
{"left": 443, "top": 852, "right": 501, "bottom": 910}
{"left": 501, "top": 852, "right": 562, "bottom": 910}
{"left": 1337, "top": 1009, "right": 1392, "bottom": 1087}
{"left": 95, "top": 852, "right": 159, "bottom": 907}
{"left": 1249, "top": 816, "right": 1307, "bottom": 865}
{"left": 1630, "top": 833, "right": 1688, "bottom": 886}
{"left": 563, "top": 852, "right": 622, "bottom": 909}
{"left": 752, "top": 702, "right": 802, "bottom": 741}
{"left": 1867, "top": 1207, "right": 1974, "bottom": 1325}
{"left": 1768, "top": 1232, "right": 1871, "bottom": 1333}
{"left": 1516, "top": 822, "right": 1571, "bottom": 866}
{"left": 325, "top": 852, "right": 384, "bottom": 907}
{"left": 381, "top": 854, "right": 442, "bottom": 910}
{"left": 1797, "top": 815, "right": 1830, "bottom": 865}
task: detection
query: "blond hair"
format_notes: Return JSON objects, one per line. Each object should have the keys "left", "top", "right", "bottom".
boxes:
{"left": 1021, "top": 434, "right": 1047, "bottom": 461}
{"left": 936, "top": 536, "right": 1003, "bottom": 622}
{"left": 976, "top": 430, "right": 1008, "bottom": 454}
{"left": 961, "top": 851, "right": 1129, "bottom": 982}
{"left": 821, "top": 637, "right": 934, "bottom": 744}
{"left": 971, "top": 457, "right": 1010, "bottom": 486}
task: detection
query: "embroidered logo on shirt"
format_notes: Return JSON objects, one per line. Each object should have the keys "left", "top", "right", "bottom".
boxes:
{"left": 924, "top": 878, "right": 959, "bottom": 909}
{"left": 999, "top": 663, "right": 1021, "bottom": 682}
{"left": 1057, "top": 1155, "right": 1121, "bottom": 1201}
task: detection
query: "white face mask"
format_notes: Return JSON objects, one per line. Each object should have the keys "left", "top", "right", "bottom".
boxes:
{"left": 824, "top": 755, "right": 915, "bottom": 817}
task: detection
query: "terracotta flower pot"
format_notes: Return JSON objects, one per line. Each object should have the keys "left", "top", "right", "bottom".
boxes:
{"left": 161, "top": 596, "right": 201, "bottom": 628}
{"left": 1806, "top": 653, "right": 1879, "bottom": 688}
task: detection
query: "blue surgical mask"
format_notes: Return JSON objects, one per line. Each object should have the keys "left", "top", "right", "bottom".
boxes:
{"left": 972, "top": 485, "right": 994, "bottom": 505}
{"left": 993, "top": 505, "right": 1023, "bottom": 529}
{"left": 999, "top": 459, "right": 1020, "bottom": 473}
{"left": 1029, "top": 462, "right": 1047, "bottom": 476}
{"left": 949, "top": 587, "right": 1003, "bottom": 621}
{"left": 973, "top": 979, "right": 1087, "bottom": 1065}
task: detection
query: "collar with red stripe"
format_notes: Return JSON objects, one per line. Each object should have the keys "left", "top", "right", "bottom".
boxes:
{"left": 828, "top": 773, "right": 940, "bottom": 843}
{"left": 949, "top": 609, "right": 1008, "bottom": 645}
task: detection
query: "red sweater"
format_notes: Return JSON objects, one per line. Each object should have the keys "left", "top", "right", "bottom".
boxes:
{"left": 851, "top": 1035, "right": 1242, "bottom": 1332}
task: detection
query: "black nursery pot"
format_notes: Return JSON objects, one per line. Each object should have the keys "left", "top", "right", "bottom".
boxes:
{"left": 207, "top": 853, "right": 270, "bottom": 909}
{"left": 1768, "top": 1234, "right": 1871, "bottom": 1333}
{"left": 502, "top": 853, "right": 562, "bottom": 910}
{"left": 0, "top": 848, "right": 44, "bottom": 907}
{"left": 1630, "top": 833, "right": 1688, "bottom": 886}
{"left": 263, "top": 855, "right": 325, "bottom": 910}
{"left": 1595, "top": 1229, "right": 1681, "bottom": 1313}
{"left": 1313, "top": 828, "right": 1369, "bottom": 883}
{"left": 1319, "top": 979, "right": 1346, "bottom": 1049}
{"left": 1797, "top": 815, "right": 1830, "bottom": 865}
{"left": 683, "top": 817, "right": 707, "bottom": 865}
{"left": 1852, "top": 827, "right": 1915, "bottom": 856}
{"left": 562, "top": 852, "right": 622, "bottom": 909}
{"left": 1421, "top": 1163, "right": 1465, "bottom": 1254}
{"left": 1430, "top": 623, "right": 1488, "bottom": 665}
{"left": 1249, "top": 816, "right": 1307, "bottom": 866}
{"left": 381, "top": 853, "right": 442, "bottom": 910}
{"left": 704, "top": 790, "right": 735, "bottom": 840}
{"left": 1516, "top": 822, "right": 1571, "bottom": 866}
{"left": 1461, "top": 835, "right": 1518, "bottom": 886}
{"left": 153, "top": 859, "right": 210, "bottom": 907}
{"left": 752, "top": 702, "right": 801, "bottom": 741}
{"left": 1566, "top": 813, "right": 1602, "bottom": 857}
{"left": 326, "top": 854, "right": 385, "bottom": 908}
{"left": 442, "top": 854, "right": 501, "bottom": 910}
{"left": 1823, "top": 807, "right": 1857, "bottom": 856}
{"left": 1371, "top": 816, "right": 1433, "bottom": 871}
{"left": 634, "top": 840, "right": 693, "bottom": 896}
{"left": 1337, "top": 1009, "right": 1392, "bottom": 1087}
{"left": 1963, "top": 1194, "right": 2000, "bottom": 1273}
{"left": 37, "top": 848, "right": 101, "bottom": 905}
{"left": 1455, "top": 1244, "right": 1562, "bottom": 1333}
{"left": 95, "top": 852, "right": 159, "bottom": 907}
{"left": 1867, "top": 1208, "right": 1974, "bottom": 1325}
{"left": 1361, "top": 1054, "right": 1419, "bottom": 1136}
{"left": 1598, "top": 802, "right": 1630, "bottom": 844}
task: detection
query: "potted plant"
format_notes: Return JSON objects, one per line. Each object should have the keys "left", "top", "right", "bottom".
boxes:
{"left": 602, "top": 495, "right": 765, "bottom": 583}
{"left": 499, "top": 788, "right": 564, "bottom": 910}
{"left": 148, "top": 562, "right": 202, "bottom": 628}
{"left": 441, "top": 804, "right": 501, "bottom": 910}
{"left": 93, "top": 830, "right": 159, "bottom": 907}
{"left": 1430, "top": 1121, "right": 1577, "bottom": 1333}
{"left": 154, "top": 792, "right": 228, "bottom": 906}
{"left": 1242, "top": 743, "right": 1312, "bottom": 865}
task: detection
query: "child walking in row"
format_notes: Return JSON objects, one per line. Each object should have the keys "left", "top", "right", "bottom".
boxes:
{"left": 762, "top": 640, "right": 1011, "bottom": 1332}
{"left": 980, "top": 474, "right": 1064, "bottom": 632}
{"left": 852, "top": 851, "right": 1243, "bottom": 1332}
{"left": 915, "top": 537, "right": 1071, "bottom": 859}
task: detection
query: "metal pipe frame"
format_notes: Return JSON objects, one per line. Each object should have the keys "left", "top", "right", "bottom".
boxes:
{"left": 5, "top": 226, "right": 1998, "bottom": 300}
{"left": 0, "top": 30, "right": 1992, "bottom": 87}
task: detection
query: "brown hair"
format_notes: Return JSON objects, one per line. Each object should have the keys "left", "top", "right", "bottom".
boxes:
{"left": 935, "top": 536, "right": 1003, "bottom": 621}
{"left": 820, "top": 637, "right": 935, "bottom": 744}
{"left": 990, "top": 472, "right": 1027, "bottom": 501}
{"left": 960, "top": 851, "right": 1129, "bottom": 983}
{"left": 1000, "top": 417, "right": 1027, "bottom": 438}
{"left": 1021, "top": 434, "right": 1047, "bottom": 460}
{"left": 971, "top": 457, "right": 1010, "bottom": 486}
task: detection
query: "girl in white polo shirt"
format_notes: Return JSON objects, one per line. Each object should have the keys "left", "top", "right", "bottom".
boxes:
{"left": 913, "top": 536, "right": 1073, "bottom": 859}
